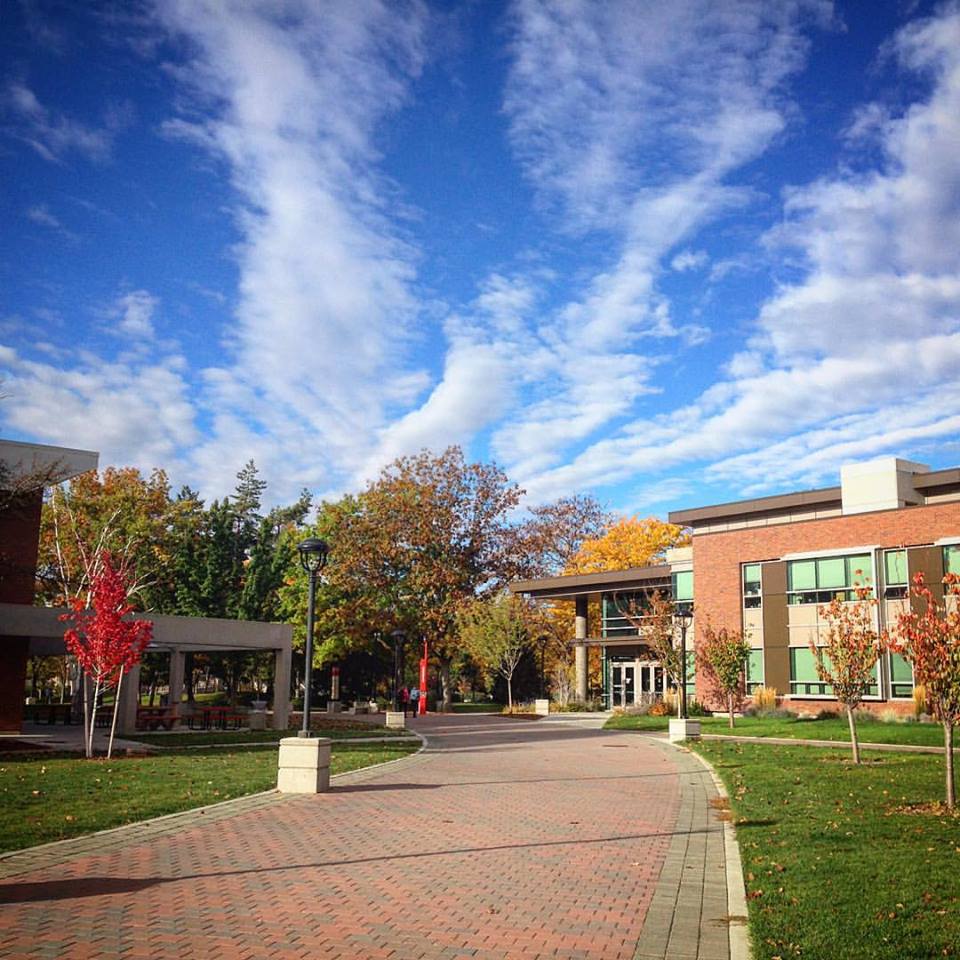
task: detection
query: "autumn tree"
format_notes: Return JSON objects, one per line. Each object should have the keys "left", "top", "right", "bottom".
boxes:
{"left": 318, "top": 448, "right": 522, "bottom": 709}
{"left": 813, "top": 583, "right": 882, "bottom": 765}
{"left": 457, "top": 593, "right": 533, "bottom": 708}
{"left": 61, "top": 553, "right": 152, "bottom": 758}
{"left": 889, "top": 572, "right": 960, "bottom": 808}
{"left": 701, "top": 623, "right": 752, "bottom": 729}
{"left": 566, "top": 516, "right": 689, "bottom": 575}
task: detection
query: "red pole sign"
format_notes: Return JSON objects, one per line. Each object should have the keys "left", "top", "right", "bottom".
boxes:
{"left": 419, "top": 640, "right": 428, "bottom": 715}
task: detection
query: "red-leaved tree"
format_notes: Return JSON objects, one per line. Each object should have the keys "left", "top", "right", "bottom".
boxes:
{"left": 889, "top": 572, "right": 960, "bottom": 809}
{"left": 813, "top": 583, "right": 882, "bottom": 765}
{"left": 701, "top": 623, "right": 752, "bottom": 730}
{"left": 61, "top": 552, "right": 152, "bottom": 758}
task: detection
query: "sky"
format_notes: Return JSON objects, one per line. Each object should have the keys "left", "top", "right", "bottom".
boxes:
{"left": 2, "top": 0, "right": 960, "bottom": 518}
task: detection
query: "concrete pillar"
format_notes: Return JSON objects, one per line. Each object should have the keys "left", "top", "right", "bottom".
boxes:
{"left": 575, "top": 595, "right": 589, "bottom": 702}
{"left": 277, "top": 736, "right": 331, "bottom": 793}
{"left": 118, "top": 663, "right": 141, "bottom": 736}
{"left": 272, "top": 645, "right": 291, "bottom": 730}
{"left": 167, "top": 648, "right": 185, "bottom": 719}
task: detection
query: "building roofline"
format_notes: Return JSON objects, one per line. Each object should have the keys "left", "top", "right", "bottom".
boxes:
{"left": 509, "top": 564, "right": 671, "bottom": 600}
{"left": 668, "top": 486, "right": 841, "bottom": 525}
{"left": 914, "top": 467, "right": 960, "bottom": 489}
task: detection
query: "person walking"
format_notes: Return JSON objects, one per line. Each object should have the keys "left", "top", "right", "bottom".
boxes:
{"left": 409, "top": 685, "right": 420, "bottom": 717}
{"left": 400, "top": 685, "right": 410, "bottom": 717}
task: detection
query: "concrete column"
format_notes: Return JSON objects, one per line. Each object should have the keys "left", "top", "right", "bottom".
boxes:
{"left": 167, "top": 648, "right": 185, "bottom": 718}
{"left": 575, "top": 595, "right": 589, "bottom": 702}
{"left": 272, "top": 645, "right": 291, "bottom": 730}
{"left": 118, "top": 663, "right": 141, "bottom": 736}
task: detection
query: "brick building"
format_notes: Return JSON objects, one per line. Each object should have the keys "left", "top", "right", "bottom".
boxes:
{"left": 512, "top": 456, "right": 960, "bottom": 713}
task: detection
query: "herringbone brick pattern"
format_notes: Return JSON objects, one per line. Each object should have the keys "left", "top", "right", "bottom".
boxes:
{"left": 0, "top": 717, "right": 688, "bottom": 959}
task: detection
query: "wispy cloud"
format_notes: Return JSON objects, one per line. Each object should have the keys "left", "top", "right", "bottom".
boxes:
{"left": 4, "top": 82, "right": 114, "bottom": 162}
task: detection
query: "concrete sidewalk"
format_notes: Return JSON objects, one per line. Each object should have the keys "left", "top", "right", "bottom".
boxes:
{"left": 0, "top": 714, "right": 740, "bottom": 960}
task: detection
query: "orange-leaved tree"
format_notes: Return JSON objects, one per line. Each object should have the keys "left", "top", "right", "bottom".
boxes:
{"left": 566, "top": 516, "right": 689, "bottom": 574}
{"left": 812, "top": 581, "right": 882, "bottom": 765}
{"left": 701, "top": 623, "right": 752, "bottom": 729}
{"left": 60, "top": 552, "right": 153, "bottom": 758}
{"left": 889, "top": 572, "right": 960, "bottom": 808}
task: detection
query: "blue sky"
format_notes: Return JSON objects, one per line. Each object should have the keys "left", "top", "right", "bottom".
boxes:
{"left": 3, "top": 0, "right": 960, "bottom": 517}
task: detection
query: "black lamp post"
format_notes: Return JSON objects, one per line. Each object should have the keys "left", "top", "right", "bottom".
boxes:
{"left": 390, "top": 629, "right": 406, "bottom": 712}
{"left": 675, "top": 605, "right": 694, "bottom": 720}
{"left": 298, "top": 537, "right": 329, "bottom": 737}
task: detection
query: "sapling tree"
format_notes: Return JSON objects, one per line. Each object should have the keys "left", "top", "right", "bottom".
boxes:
{"left": 61, "top": 552, "right": 153, "bottom": 758}
{"left": 617, "top": 589, "right": 685, "bottom": 712}
{"left": 889, "top": 572, "right": 960, "bottom": 809}
{"left": 813, "top": 582, "right": 882, "bottom": 765}
{"left": 456, "top": 593, "right": 531, "bottom": 708}
{"left": 701, "top": 623, "right": 752, "bottom": 729}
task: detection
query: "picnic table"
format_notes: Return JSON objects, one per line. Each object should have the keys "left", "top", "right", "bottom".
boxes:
{"left": 136, "top": 706, "right": 179, "bottom": 731}
{"left": 187, "top": 705, "right": 246, "bottom": 730}
{"left": 29, "top": 703, "right": 74, "bottom": 725}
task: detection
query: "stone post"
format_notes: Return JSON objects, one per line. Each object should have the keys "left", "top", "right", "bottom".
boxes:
{"left": 167, "top": 648, "right": 185, "bottom": 722}
{"left": 118, "top": 662, "right": 141, "bottom": 736}
{"left": 277, "top": 736, "right": 331, "bottom": 793}
{"left": 272, "top": 645, "right": 292, "bottom": 730}
{"left": 574, "top": 595, "right": 589, "bottom": 703}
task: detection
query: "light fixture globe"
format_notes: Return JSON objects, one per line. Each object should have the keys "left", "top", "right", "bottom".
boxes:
{"left": 297, "top": 537, "right": 329, "bottom": 574}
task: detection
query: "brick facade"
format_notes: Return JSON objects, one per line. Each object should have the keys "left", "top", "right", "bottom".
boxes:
{"left": 0, "top": 488, "right": 43, "bottom": 731}
{"left": 692, "top": 500, "right": 960, "bottom": 712}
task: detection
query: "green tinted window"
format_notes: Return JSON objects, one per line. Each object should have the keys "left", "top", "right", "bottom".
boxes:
{"left": 945, "top": 545, "right": 960, "bottom": 575}
{"left": 817, "top": 557, "right": 845, "bottom": 589}
{"left": 672, "top": 570, "right": 693, "bottom": 601}
{"left": 789, "top": 560, "right": 817, "bottom": 591}
{"left": 848, "top": 554, "right": 872, "bottom": 585}
{"left": 790, "top": 647, "right": 821, "bottom": 683}
{"left": 746, "top": 649, "right": 764, "bottom": 688}
{"left": 885, "top": 550, "right": 907, "bottom": 586}
{"left": 890, "top": 653, "right": 913, "bottom": 698}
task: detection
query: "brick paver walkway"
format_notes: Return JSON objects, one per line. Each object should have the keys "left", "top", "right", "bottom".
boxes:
{"left": 0, "top": 715, "right": 731, "bottom": 960}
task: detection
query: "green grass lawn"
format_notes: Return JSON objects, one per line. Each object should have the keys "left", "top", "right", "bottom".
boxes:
{"left": 450, "top": 702, "right": 504, "bottom": 713}
{"left": 0, "top": 742, "right": 419, "bottom": 853}
{"left": 694, "top": 740, "right": 960, "bottom": 960}
{"left": 131, "top": 726, "right": 412, "bottom": 747}
{"left": 605, "top": 712, "right": 954, "bottom": 748}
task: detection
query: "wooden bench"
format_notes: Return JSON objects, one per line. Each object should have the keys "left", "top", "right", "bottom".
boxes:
{"left": 136, "top": 706, "right": 179, "bottom": 731}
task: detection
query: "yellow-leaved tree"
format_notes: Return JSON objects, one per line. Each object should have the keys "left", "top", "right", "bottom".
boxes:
{"left": 542, "top": 516, "right": 690, "bottom": 696}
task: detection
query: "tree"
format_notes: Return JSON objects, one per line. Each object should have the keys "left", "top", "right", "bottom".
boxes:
{"left": 618, "top": 589, "right": 686, "bottom": 713}
{"left": 889, "top": 572, "right": 960, "bottom": 808}
{"left": 566, "top": 516, "right": 689, "bottom": 575}
{"left": 319, "top": 448, "right": 522, "bottom": 709}
{"left": 812, "top": 583, "right": 882, "bottom": 765}
{"left": 701, "top": 623, "right": 752, "bottom": 729}
{"left": 457, "top": 593, "right": 532, "bottom": 708}
{"left": 60, "top": 553, "right": 152, "bottom": 758}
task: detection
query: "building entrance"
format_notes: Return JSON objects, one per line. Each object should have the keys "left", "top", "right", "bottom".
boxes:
{"left": 610, "top": 663, "right": 635, "bottom": 707}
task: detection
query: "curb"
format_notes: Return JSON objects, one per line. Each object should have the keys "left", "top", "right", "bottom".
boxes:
{"left": 673, "top": 741, "right": 752, "bottom": 960}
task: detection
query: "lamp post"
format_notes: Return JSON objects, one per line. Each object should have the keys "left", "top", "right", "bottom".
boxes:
{"left": 675, "top": 605, "right": 694, "bottom": 720}
{"left": 297, "top": 537, "right": 329, "bottom": 737}
{"left": 390, "top": 628, "right": 406, "bottom": 713}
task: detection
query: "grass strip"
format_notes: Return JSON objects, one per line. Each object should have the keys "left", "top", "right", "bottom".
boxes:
{"left": 693, "top": 740, "right": 960, "bottom": 960}
{"left": 131, "top": 727, "right": 412, "bottom": 747}
{"left": 0, "top": 742, "right": 419, "bottom": 853}
{"left": 605, "top": 712, "right": 955, "bottom": 747}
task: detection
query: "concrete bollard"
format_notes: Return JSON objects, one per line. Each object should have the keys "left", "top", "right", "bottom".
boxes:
{"left": 385, "top": 710, "right": 406, "bottom": 730}
{"left": 668, "top": 718, "right": 702, "bottom": 743}
{"left": 248, "top": 710, "right": 267, "bottom": 731}
{"left": 326, "top": 700, "right": 341, "bottom": 714}
{"left": 277, "top": 736, "right": 332, "bottom": 793}
{"left": 534, "top": 699, "right": 550, "bottom": 716}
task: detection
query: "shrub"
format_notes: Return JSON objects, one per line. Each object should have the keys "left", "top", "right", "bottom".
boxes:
{"left": 756, "top": 707, "right": 797, "bottom": 720}
{"left": 815, "top": 708, "right": 839, "bottom": 721}
{"left": 687, "top": 699, "right": 712, "bottom": 717}
{"left": 648, "top": 700, "right": 672, "bottom": 717}
{"left": 752, "top": 685, "right": 778, "bottom": 711}
{"left": 913, "top": 684, "right": 928, "bottom": 719}
{"left": 880, "top": 708, "right": 902, "bottom": 724}
{"left": 663, "top": 689, "right": 679, "bottom": 714}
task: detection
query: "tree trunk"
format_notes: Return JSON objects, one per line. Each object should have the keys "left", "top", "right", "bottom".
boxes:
{"left": 107, "top": 670, "right": 122, "bottom": 760}
{"left": 82, "top": 673, "right": 91, "bottom": 758}
{"left": 728, "top": 692, "right": 735, "bottom": 729}
{"left": 847, "top": 704, "right": 861, "bottom": 765}
{"left": 185, "top": 652, "right": 195, "bottom": 703}
{"left": 945, "top": 722, "right": 955, "bottom": 811}
{"left": 506, "top": 675, "right": 513, "bottom": 709}
{"left": 439, "top": 659, "right": 452, "bottom": 712}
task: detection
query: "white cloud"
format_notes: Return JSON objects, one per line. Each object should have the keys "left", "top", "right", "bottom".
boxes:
{"left": 113, "top": 290, "right": 159, "bottom": 340}
{"left": 4, "top": 82, "right": 113, "bottom": 162}
{"left": 671, "top": 249, "right": 709, "bottom": 272}
{"left": 517, "top": 6, "right": 960, "bottom": 505}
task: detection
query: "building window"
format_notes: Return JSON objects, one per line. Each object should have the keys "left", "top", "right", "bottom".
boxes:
{"left": 742, "top": 563, "right": 762, "bottom": 609}
{"left": 790, "top": 647, "right": 879, "bottom": 698}
{"left": 787, "top": 553, "right": 873, "bottom": 604}
{"left": 944, "top": 544, "right": 960, "bottom": 576}
{"left": 601, "top": 592, "right": 642, "bottom": 638}
{"left": 746, "top": 649, "right": 763, "bottom": 693}
{"left": 889, "top": 652, "right": 914, "bottom": 699}
{"left": 672, "top": 570, "right": 693, "bottom": 616}
{"left": 883, "top": 549, "right": 908, "bottom": 599}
